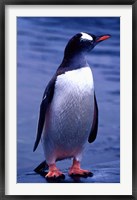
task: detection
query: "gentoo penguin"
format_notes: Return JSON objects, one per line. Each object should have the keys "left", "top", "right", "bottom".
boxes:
{"left": 33, "top": 32, "right": 111, "bottom": 179}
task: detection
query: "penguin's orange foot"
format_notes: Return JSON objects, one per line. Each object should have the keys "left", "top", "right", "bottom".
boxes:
{"left": 46, "top": 170, "right": 65, "bottom": 179}
{"left": 69, "top": 159, "right": 93, "bottom": 177}
{"left": 45, "top": 164, "right": 65, "bottom": 180}
{"left": 69, "top": 168, "right": 93, "bottom": 177}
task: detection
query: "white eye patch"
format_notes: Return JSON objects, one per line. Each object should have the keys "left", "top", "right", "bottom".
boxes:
{"left": 80, "top": 32, "right": 93, "bottom": 41}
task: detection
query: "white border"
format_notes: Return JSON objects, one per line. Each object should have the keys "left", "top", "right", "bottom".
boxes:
{"left": 5, "top": 5, "right": 132, "bottom": 195}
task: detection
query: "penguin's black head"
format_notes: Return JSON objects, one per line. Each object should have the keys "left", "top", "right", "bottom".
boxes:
{"left": 64, "top": 32, "right": 111, "bottom": 57}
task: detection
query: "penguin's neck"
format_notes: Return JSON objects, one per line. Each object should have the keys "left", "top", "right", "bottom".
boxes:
{"left": 59, "top": 52, "right": 89, "bottom": 70}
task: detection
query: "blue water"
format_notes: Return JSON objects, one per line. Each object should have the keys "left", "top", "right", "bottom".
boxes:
{"left": 17, "top": 17, "right": 120, "bottom": 183}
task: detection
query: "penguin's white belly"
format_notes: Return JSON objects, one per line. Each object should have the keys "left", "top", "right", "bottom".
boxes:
{"left": 42, "top": 67, "right": 94, "bottom": 163}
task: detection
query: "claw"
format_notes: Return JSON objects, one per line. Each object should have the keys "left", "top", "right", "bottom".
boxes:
{"left": 69, "top": 159, "right": 93, "bottom": 178}
{"left": 45, "top": 163, "right": 65, "bottom": 180}
{"left": 69, "top": 169, "right": 93, "bottom": 177}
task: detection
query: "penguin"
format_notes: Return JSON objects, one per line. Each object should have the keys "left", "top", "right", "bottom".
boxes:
{"left": 33, "top": 32, "right": 111, "bottom": 179}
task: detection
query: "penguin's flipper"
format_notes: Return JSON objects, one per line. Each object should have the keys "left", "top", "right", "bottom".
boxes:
{"left": 88, "top": 93, "right": 98, "bottom": 143}
{"left": 33, "top": 76, "right": 56, "bottom": 152}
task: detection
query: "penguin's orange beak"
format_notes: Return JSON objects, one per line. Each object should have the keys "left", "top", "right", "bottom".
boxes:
{"left": 96, "top": 34, "right": 111, "bottom": 42}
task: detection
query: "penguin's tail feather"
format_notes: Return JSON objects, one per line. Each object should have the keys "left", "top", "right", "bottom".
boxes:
{"left": 34, "top": 160, "right": 49, "bottom": 177}
{"left": 34, "top": 158, "right": 65, "bottom": 178}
